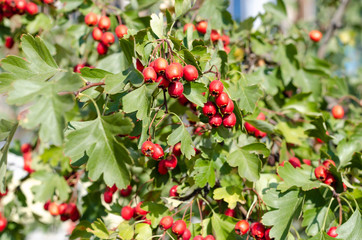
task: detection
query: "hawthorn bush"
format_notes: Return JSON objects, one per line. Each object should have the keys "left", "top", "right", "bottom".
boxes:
{"left": 0, "top": 0, "right": 361, "bottom": 240}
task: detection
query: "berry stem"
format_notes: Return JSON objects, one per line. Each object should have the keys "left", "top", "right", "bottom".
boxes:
{"left": 197, "top": 199, "right": 204, "bottom": 234}
{"left": 163, "top": 89, "right": 168, "bottom": 113}
{"left": 321, "top": 197, "right": 334, "bottom": 231}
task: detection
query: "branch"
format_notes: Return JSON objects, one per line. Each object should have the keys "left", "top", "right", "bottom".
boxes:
{"left": 317, "top": 0, "right": 350, "bottom": 58}
{"left": 58, "top": 81, "right": 105, "bottom": 96}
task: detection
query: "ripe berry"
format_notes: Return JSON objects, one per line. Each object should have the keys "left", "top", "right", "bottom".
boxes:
{"left": 120, "top": 185, "right": 132, "bottom": 197}
{"left": 203, "top": 101, "right": 217, "bottom": 117}
{"left": 224, "top": 46, "right": 231, "bottom": 54}
{"left": 244, "top": 122, "right": 256, "bottom": 133}
{"left": 331, "top": 105, "right": 344, "bottom": 119}
{"left": 288, "top": 157, "right": 301, "bottom": 168}
{"left": 303, "top": 159, "right": 312, "bottom": 166}
{"left": 0, "top": 217, "right": 7, "bottom": 232}
{"left": 85, "top": 12, "right": 98, "bottom": 26}
{"left": 172, "top": 220, "right": 187, "bottom": 236}
{"left": 309, "top": 30, "right": 322, "bottom": 42}
{"left": 101, "top": 32, "right": 115, "bottom": 46}
{"left": 43, "top": 0, "right": 54, "bottom": 4}
{"left": 103, "top": 191, "right": 113, "bottom": 203}
{"left": 141, "top": 141, "right": 154, "bottom": 156}
{"left": 108, "top": 184, "right": 118, "bottom": 193}
{"left": 183, "top": 23, "right": 196, "bottom": 33}
{"left": 152, "top": 144, "right": 164, "bottom": 160}
{"left": 173, "top": 143, "right": 182, "bottom": 156}
{"left": 193, "top": 236, "right": 203, "bottom": 240}
{"left": 92, "top": 27, "right": 103, "bottom": 41}
{"left": 97, "top": 42, "right": 108, "bottom": 55}
{"left": 323, "top": 159, "right": 336, "bottom": 169}
{"left": 49, "top": 202, "right": 59, "bottom": 216}
{"left": 221, "top": 98, "right": 234, "bottom": 115}
{"left": 221, "top": 35, "right": 230, "bottom": 46}
{"left": 254, "top": 129, "right": 267, "bottom": 138}
{"left": 166, "top": 63, "right": 183, "bottom": 82}
{"left": 153, "top": 58, "right": 168, "bottom": 74}
{"left": 235, "top": 220, "right": 249, "bottom": 235}
{"left": 115, "top": 24, "right": 128, "bottom": 38}
{"left": 168, "top": 82, "right": 184, "bottom": 98}
{"left": 158, "top": 75, "right": 170, "bottom": 88}
{"left": 160, "top": 216, "right": 173, "bottom": 230}
{"left": 121, "top": 206, "right": 134, "bottom": 220}
{"left": 158, "top": 160, "right": 168, "bottom": 175}
{"left": 209, "top": 113, "right": 222, "bottom": 128}
{"left": 98, "top": 16, "right": 111, "bottom": 30}
{"left": 58, "top": 203, "right": 68, "bottom": 215}
{"left": 136, "top": 59, "right": 144, "bottom": 72}
{"left": 215, "top": 92, "right": 229, "bottom": 108}
{"left": 257, "top": 112, "right": 266, "bottom": 120}
{"left": 314, "top": 166, "right": 328, "bottom": 181}
{"left": 196, "top": 21, "right": 208, "bottom": 34}
{"left": 182, "top": 228, "right": 192, "bottom": 240}
{"left": 223, "top": 113, "right": 236, "bottom": 128}
{"left": 210, "top": 30, "right": 220, "bottom": 42}
{"left": 169, "top": 185, "right": 178, "bottom": 197}
{"left": 16, "top": 0, "right": 27, "bottom": 11}
{"left": 209, "top": 80, "right": 224, "bottom": 96}
{"left": 164, "top": 154, "right": 178, "bottom": 170}
{"left": 70, "top": 208, "right": 80, "bottom": 222}
{"left": 183, "top": 65, "right": 199, "bottom": 81}
{"left": 224, "top": 208, "right": 235, "bottom": 217}
{"left": 143, "top": 67, "right": 157, "bottom": 83}
{"left": 204, "top": 236, "right": 215, "bottom": 240}
{"left": 324, "top": 174, "right": 336, "bottom": 186}
{"left": 73, "top": 63, "right": 85, "bottom": 73}
{"left": 327, "top": 226, "right": 338, "bottom": 237}
{"left": 5, "top": 37, "right": 14, "bottom": 49}
{"left": 20, "top": 143, "right": 32, "bottom": 154}
{"left": 251, "top": 222, "right": 265, "bottom": 239}
{"left": 25, "top": 2, "right": 38, "bottom": 15}
{"left": 265, "top": 228, "right": 272, "bottom": 240}
{"left": 135, "top": 202, "right": 148, "bottom": 216}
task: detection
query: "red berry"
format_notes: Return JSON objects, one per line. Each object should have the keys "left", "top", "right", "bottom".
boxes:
{"left": 327, "top": 226, "right": 338, "bottom": 238}
{"left": 158, "top": 75, "right": 170, "bottom": 88}
{"left": 257, "top": 112, "right": 266, "bottom": 120}
{"left": 203, "top": 101, "right": 217, "bottom": 117}
{"left": 73, "top": 64, "right": 85, "bottom": 73}
{"left": 58, "top": 203, "right": 68, "bottom": 215}
{"left": 288, "top": 157, "right": 301, "bottom": 168}
{"left": 43, "top": 0, "right": 54, "bottom": 4}
{"left": 210, "top": 30, "right": 220, "bottom": 42}
{"left": 168, "top": 82, "right": 184, "bottom": 98}
{"left": 152, "top": 144, "right": 164, "bottom": 160}
{"left": 44, "top": 200, "right": 50, "bottom": 210}
{"left": 315, "top": 166, "right": 328, "bottom": 181}
{"left": 158, "top": 160, "right": 168, "bottom": 175}
{"left": 244, "top": 122, "right": 256, "bottom": 133}
{"left": 193, "top": 236, "right": 203, "bottom": 240}
{"left": 303, "top": 159, "right": 312, "bottom": 166}
{"left": 324, "top": 173, "right": 336, "bottom": 186}
{"left": 101, "top": 32, "right": 115, "bottom": 46}
{"left": 221, "top": 98, "right": 234, "bottom": 115}
{"left": 16, "top": 0, "right": 27, "bottom": 11}
{"left": 209, "top": 113, "right": 223, "bottom": 128}
{"left": 141, "top": 141, "right": 155, "bottom": 157}
{"left": 85, "top": 12, "right": 98, "bottom": 26}
{"left": 183, "top": 23, "right": 196, "bottom": 33}
{"left": 49, "top": 202, "right": 59, "bottom": 216}
{"left": 165, "top": 63, "right": 183, "bottom": 82}
{"left": 235, "top": 220, "right": 249, "bottom": 235}
{"left": 179, "top": 94, "right": 189, "bottom": 106}
{"left": 209, "top": 80, "right": 224, "bottom": 96}
{"left": 221, "top": 35, "right": 230, "bottom": 46}
{"left": 25, "top": 2, "right": 38, "bottom": 15}
{"left": 183, "top": 65, "right": 198, "bottom": 81}
{"left": 92, "top": 27, "right": 103, "bottom": 41}
{"left": 98, "top": 16, "right": 111, "bottom": 30}
{"left": 60, "top": 214, "right": 69, "bottom": 222}
{"left": 172, "top": 220, "right": 187, "bottom": 236}
{"left": 20, "top": 143, "right": 32, "bottom": 154}
{"left": 169, "top": 185, "right": 178, "bottom": 197}
{"left": 121, "top": 206, "right": 134, "bottom": 220}
{"left": 65, "top": 203, "right": 78, "bottom": 216}
{"left": 215, "top": 92, "right": 229, "bottom": 108}
{"left": 323, "top": 159, "right": 336, "bottom": 169}
{"left": 204, "top": 236, "right": 215, "bottom": 240}
{"left": 182, "top": 228, "right": 191, "bottom": 240}
{"left": 160, "top": 216, "right": 173, "bottom": 230}
{"left": 164, "top": 154, "right": 177, "bottom": 170}
{"left": 251, "top": 222, "right": 265, "bottom": 239}
{"left": 136, "top": 59, "right": 144, "bottom": 72}
{"left": 172, "top": 142, "right": 182, "bottom": 156}
{"left": 223, "top": 113, "right": 236, "bottom": 128}
{"left": 5, "top": 37, "right": 14, "bottom": 49}
{"left": 103, "top": 190, "right": 113, "bottom": 203}
{"left": 70, "top": 208, "right": 80, "bottom": 222}
{"left": 224, "top": 46, "right": 231, "bottom": 54}
{"left": 309, "top": 30, "right": 322, "bottom": 42}
{"left": 224, "top": 208, "right": 235, "bottom": 217}
{"left": 120, "top": 185, "right": 132, "bottom": 197}
{"left": 153, "top": 58, "right": 168, "bottom": 74}
{"left": 135, "top": 202, "right": 148, "bottom": 216}
{"left": 196, "top": 21, "right": 207, "bottom": 34}
{"left": 143, "top": 67, "right": 157, "bottom": 83}
{"left": 0, "top": 217, "right": 7, "bottom": 232}
{"left": 331, "top": 105, "right": 344, "bottom": 119}
{"left": 265, "top": 228, "right": 272, "bottom": 240}
{"left": 254, "top": 129, "right": 267, "bottom": 138}
{"left": 97, "top": 42, "right": 108, "bottom": 55}
{"left": 108, "top": 184, "right": 118, "bottom": 193}
{"left": 115, "top": 24, "right": 128, "bottom": 38}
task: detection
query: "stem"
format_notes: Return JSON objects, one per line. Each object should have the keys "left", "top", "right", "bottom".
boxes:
{"left": 291, "top": 225, "right": 301, "bottom": 239}
{"left": 322, "top": 197, "right": 334, "bottom": 231}
{"left": 338, "top": 95, "right": 362, "bottom": 106}
{"left": 102, "top": 94, "right": 109, "bottom": 116}
{"left": 58, "top": 81, "right": 105, "bottom": 96}
{"left": 79, "top": 93, "right": 101, "bottom": 117}
{"left": 246, "top": 197, "right": 257, "bottom": 221}
{"left": 197, "top": 199, "right": 204, "bottom": 234}
{"left": 340, "top": 196, "right": 354, "bottom": 213}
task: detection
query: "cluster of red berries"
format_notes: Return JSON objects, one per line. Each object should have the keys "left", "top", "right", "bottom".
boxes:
{"left": 44, "top": 200, "right": 80, "bottom": 222}
{"left": 0, "top": 213, "right": 7, "bottom": 232}
{"left": 84, "top": 12, "right": 128, "bottom": 55}
{"left": 314, "top": 160, "right": 346, "bottom": 191}
{"left": 244, "top": 113, "right": 267, "bottom": 138}
{"left": 103, "top": 184, "right": 132, "bottom": 204}
{"left": 202, "top": 80, "right": 236, "bottom": 128}
{"left": 21, "top": 143, "right": 34, "bottom": 173}
{"left": 142, "top": 57, "right": 199, "bottom": 99}
{"left": 120, "top": 201, "right": 151, "bottom": 224}
{"left": 235, "top": 220, "right": 272, "bottom": 240}
{"left": 0, "top": 0, "right": 39, "bottom": 21}
{"left": 159, "top": 217, "right": 215, "bottom": 240}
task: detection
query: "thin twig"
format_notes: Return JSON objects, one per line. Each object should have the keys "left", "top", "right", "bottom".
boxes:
{"left": 58, "top": 81, "right": 105, "bottom": 96}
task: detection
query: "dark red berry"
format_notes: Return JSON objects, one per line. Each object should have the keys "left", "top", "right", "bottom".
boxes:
{"left": 182, "top": 228, "right": 191, "bottom": 240}
{"left": 178, "top": 94, "right": 189, "bottom": 106}
{"left": 209, "top": 113, "right": 222, "bottom": 128}
{"left": 0, "top": 217, "right": 7, "bottom": 232}
{"left": 153, "top": 58, "right": 168, "bottom": 74}
{"left": 152, "top": 144, "right": 164, "bottom": 160}
{"left": 74, "top": 63, "right": 85, "bottom": 73}
{"left": 209, "top": 80, "right": 224, "bottom": 96}
{"left": 254, "top": 129, "right": 267, "bottom": 138}
{"left": 121, "top": 206, "right": 134, "bottom": 220}
{"left": 160, "top": 216, "right": 173, "bottom": 230}
{"left": 221, "top": 98, "right": 234, "bottom": 115}
{"left": 204, "top": 236, "right": 215, "bottom": 240}
{"left": 288, "top": 157, "right": 301, "bottom": 168}
{"left": 164, "top": 154, "right": 177, "bottom": 170}
{"left": 141, "top": 141, "right": 154, "bottom": 156}
{"left": 20, "top": 143, "right": 32, "bottom": 154}
{"left": 165, "top": 63, "right": 183, "bottom": 82}
{"left": 322, "top": 159, "right": 336, "bottom": 169}
{"left": 5, "top": 37, "right": 14, "bottom": 49}
{"left": 224, "top": 208, "right": 235, "bottom": 217}
{"left": 196, "top": 21, "right": 207, "bottom": 34}
{"left": 115, "top": 25, "right": 128, "bottom": 38}
{"left": 143, "top": 67, "right": 157, "bottom": 83}
{"left": 168, "top": 82, "right": 184, "bottom": 98}
{"left": 158, "top": 75, "right": 170, "bottom": 88}
{"left": 202, "top": 101, "right": 217, "bottom": 117}
{"left": 215, "top": 92, "right": 229, "bottom": 108}
{"left": 173, "top": 142, "right": 182, "bottom": 156}
{"left": 158, "top": 160, "right": 168, "bottom": 175}
{"left": 85, "top": 12, "right": 98, "bottom": 26}
{"left": 58, "top": 203, "right": 68, "bottom": 215}
{"left": 136, "top": 59, "right": 144, "bottom": 72}
{"left": 135, "top": 202, "right": 148, "bottom": 216}
{"left": 97, "top": 42, "right": 108, "bottom": 55}
{"left": 251, "top": 222, "right": 265, "bottom": 239}
{"left": 98, "top": 16, "right": 111, "bottom": 30}
{"left": 235, "top": 220, "right": 249, "bottom": 235}
{"left": 221, "top": 35, "right": 230, "bottom": 46}
{"left": 169, "top": 185, "right": 178, "bottom": 197}
{"left": 222, "top": 113, "right": 236, "bottom": 128}
{"left": 324, "top": 173, "right": 336, "bottom": 186}
{"left": 101, "top": 32, "right": 115, "bottom": 46}
{"left": 120, "top": 185, "right": 132, "bottom": 197}
{"left": 265, "top": 228, "right": 272, "bottom": 240}
{"left": 210, "top": 30, "right": 220, "bottom": 42}
{"left": 183, "top": 65, "right": 198, "bottom": 81}
{"left": 244, "top": 122, "right": 256, "bottom": 133}
{"left": 172, "top": 220, "right": 187, "bottom": 236}
{"left": 44, "top": 200, "right": 50, "bottom": 210}
{"left": 314, "top": 166, "right": 328, "bottom": 181}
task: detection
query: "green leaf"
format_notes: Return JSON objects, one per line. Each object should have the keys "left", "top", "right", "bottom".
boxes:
{"left": 0, "top": 73, "right": 16, "bottom": 94}
{"left": 64, "top": 113, "right": 134, "bottom": 189}
{"left": 275, "top": 122, "right": 308, "bottom": 145}
{"left": 243, "top": 119, "right": 274, "bottom": 134}
{"left": 283, "top": 92, "right": 320, "bottom": 116}
{"left": 336, "top": 139, "right": 362, "bottom": 169}
{"left": 167, "top": 125, "right": 195, "bottom": 159}
{"left": 277, "top": 162, "right": 320, "bottom": 192}
{"left": 26, "top": 13, "right": 52, "bottom": 34}
{"left": 262, "top": 188, "right": 303, "bottom": 240}
{"left": 308, "top": 232, "right": 337, "bottom": 240}
{"left": 302, "top": 206, "right": 334, "bottom": 236}
{"left": 234, "top": 84, "right": 263, "bottom": 113}
{"left": 142, "top": 202, "right": 171, "bottom": 229}
{"left": 135, "top": 223, "right": 152, "bottom": 240}
{"left": 336, "top": 210, "right": 362, "bottom": 240}
{"left": 69, "top": 221, "right": 93, "bottom": 240}
{"left": 227, "top": 149, "right": 261, "bottom": 182}
{"left": 122, "top": 85, "right": 150, "bottom": 120}
{"left": 183, "top": 82, "right": 207, "bottom": 107}
{"left": 241, "top": 143, "right": 270, "bottom": 158}
{"left": 119, "top": 39, "right": 134, "bottom": 65}
{"left": 0, "top": 119, "right": 18, "bottom": 193}
{"left": 192, "top": 159, "right": 216, "bottom": 188}
{"left": 213, "top": 186, "right": 245, "bottom": 209}
{"left": 263, "top": 0, "right": 287, "bottom": 21}
{"left": 273, "top": 44, "right": 297, "bottom": 85}
{"left": 150, "top": 13, "right": 164, "bottom": 38}
{"left": 87, "top": 219, "right": 111, "bottom": 239}
{"left": 118, "top": 222, "right": 134, "bottom": 240}
{"left": 211, "top": 213, "right": 240, "bottom": 240}
{"left": 105, "top": 68, "right": 143, "bottom": 94}
{"left": 175, "top": 0, "right": 192, "bottom": 18}
{"left": 198, "top": 0, "right": 232, "bottom": 29}
{"left": 305, "top": 116, "right": 332, "bottom": 142}
{"left": 80, "top": 68, "right": 111, "bottom": 83}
